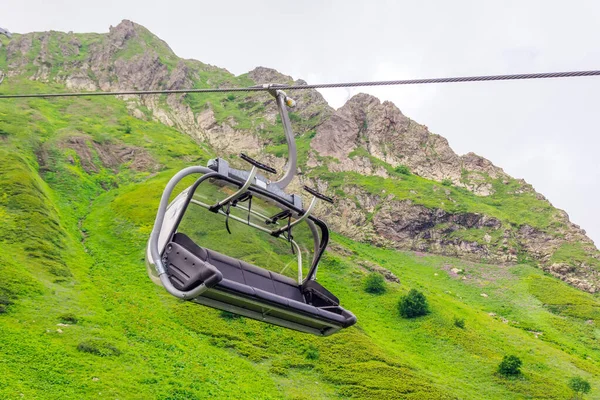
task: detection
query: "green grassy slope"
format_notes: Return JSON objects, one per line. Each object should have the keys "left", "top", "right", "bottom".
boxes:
{"left": 1, "top": 77, "right": 600, "bottom": 400}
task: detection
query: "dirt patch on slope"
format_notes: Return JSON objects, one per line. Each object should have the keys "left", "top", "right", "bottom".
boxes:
{"left": 38, "top": 135, "right": 159, "bottom": 173}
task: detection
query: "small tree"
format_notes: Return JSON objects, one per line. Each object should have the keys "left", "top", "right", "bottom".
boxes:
{"left": 497, "top": 355, "right": 522, "bottom": 377}
{"left": 364, "top": 273, "right": 386, "bottom": 294}
{"left": 395, "top": 165, "right": 411, "bottom": 175}
{"left": 568, "top": 376, "right": 591, "bottom": 399}
{"left": 304, "top": 345, "right": 319, "bottom": 361}
{"left": 453, "top": 316, "right": 466, "bottom": 329}
{"left": 398, "top": 289, "right": 429, "bottom": 318}
{"left": 441, "top": 178, "right": 453, "bottom": 186}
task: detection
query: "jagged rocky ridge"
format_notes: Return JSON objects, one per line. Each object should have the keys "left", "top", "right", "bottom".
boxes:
{"left": 1, "top": 20, "right": 599, "bottom": 292}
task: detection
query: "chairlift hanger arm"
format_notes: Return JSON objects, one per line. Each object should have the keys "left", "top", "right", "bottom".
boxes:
{"left": 266, "top": 88, "right": 297, "bottom": 190}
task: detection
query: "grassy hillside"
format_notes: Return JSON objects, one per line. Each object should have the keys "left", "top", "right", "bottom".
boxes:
{"left": 1, "top": 77, "right": 600, "bottom": 400}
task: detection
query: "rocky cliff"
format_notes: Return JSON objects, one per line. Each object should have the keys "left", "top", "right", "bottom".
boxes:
{"left": 1, "top": 20, "right": 598, "bottom": 292}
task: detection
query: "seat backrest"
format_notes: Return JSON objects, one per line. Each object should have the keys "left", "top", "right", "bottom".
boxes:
{"left": 173, "top": 233, "right": 208, "bottom": 260}
{"left": 164, "top": 241, "right": 222, "bottom": 290}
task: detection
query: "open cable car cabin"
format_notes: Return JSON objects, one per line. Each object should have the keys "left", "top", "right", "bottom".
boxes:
{"left": 146, "top": 87, "right": 356, "bottom": 336}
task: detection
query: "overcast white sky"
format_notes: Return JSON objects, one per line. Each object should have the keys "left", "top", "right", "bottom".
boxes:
{"left": 4, "top": 0, "right": 600, "bottom": 245}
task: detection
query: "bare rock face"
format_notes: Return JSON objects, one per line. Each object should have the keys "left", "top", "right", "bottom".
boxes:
{"left": 6, "top": 21, "right": 600, "bottom": 293}
{"left": 113, "top": 52, "right": 169, "bottom": 90}
{"left": 311, "top": 93, "right": 507, "bottom": 195}
{"left": 6, "top": 34, "right": 33, "bottom": 71}
{"left": 247, "top": 67, "right": 292, "bottom": 85}
{"left": 247, "top": 67, "right": 334, "bottom": 134}
{"left": 197, "top": 109, "right": 262, "bottom": 156}
{"left": 371, "top": 199, "right": 507, "bottom": 261}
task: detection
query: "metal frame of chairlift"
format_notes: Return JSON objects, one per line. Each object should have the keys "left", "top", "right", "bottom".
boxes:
{"left": 146, "top": 86, "right": 356, "bottom": 336}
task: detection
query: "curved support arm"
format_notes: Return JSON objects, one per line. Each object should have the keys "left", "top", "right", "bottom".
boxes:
{"left": 270, "top": 196, "right": 317, "bottom": 237}
{"left": 149, "top": 166, "right": 214, "bottom": 299}
{"left": 211, "top": 166, "right": 257, "bottom": 210}
{"left": 159, "top": 274, "right": 208, "bottom": 299}
{"left": 273, "top": 91, "right": 297, "bottom": 190}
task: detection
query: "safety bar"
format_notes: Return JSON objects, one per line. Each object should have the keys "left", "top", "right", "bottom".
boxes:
{"left": 209, "top": 166, "right": 257, "bottom": 212}
{"left": 265, "top": 209, "right": 292, "bottom": 225}
{"left": 271, "top": 196, "right": 318, "bottom": 237}
{"left": 269, "top": 186, "right": 332, "bottom": 237}
{"left": 192, "top": 198, "right": 306, "bottom": 283}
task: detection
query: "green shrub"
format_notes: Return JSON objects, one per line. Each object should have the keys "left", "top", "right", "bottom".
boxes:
{"left": 226, "top": 94, "right": 236, "bottom": 101}
{"left": 364, "top": 273, "right": 386, "bottom": 294}
{"left": 219, "top": 311, "right": 243, "bottom": 321}
{"left": 453, "top": 316, "right": 466, "bottom": 329}
{"left": 568, "top": 376, "right": 591, "bottom": 398}
{"left": 395, "top": 165, "right": 411, "bottom": 175}
{"left": 442, "top": 178, "right": 453, "bottom": 186}
{"left": 398, "top": 289, "right": 429, "bottom": 318}
{"left": 304, "top": 345, "right": 319, "bottom": 360}
{"left": 269, "top": 366, "right": 288, "bottom": 376}
{"left": 77, "top": 340, "right": 121, "bottom": 357}
{"left": 497, "top": 355, "right": 522, "bottom": 377}
{"left": 0, "top": 295, "right": 13, "bottom": 314}
{"left": 59, "top": 313, "right": 78, "bottom": 324}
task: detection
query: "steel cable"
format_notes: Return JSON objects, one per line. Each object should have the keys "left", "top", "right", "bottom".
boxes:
{"left": 0, "top": 70, "right": 599, "bottom": 99}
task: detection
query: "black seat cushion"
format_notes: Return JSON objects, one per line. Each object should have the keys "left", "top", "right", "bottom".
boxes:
{"left": 206, "top": 249, "right": 245, "bottom": 283}
{"left": 240, "top": 262, "right": 277, "bottom": 293}
{"left": 169, "top": 233, "right": 356, "bottom": 328}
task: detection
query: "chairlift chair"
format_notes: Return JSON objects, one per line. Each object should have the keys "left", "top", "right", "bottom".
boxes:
{"left": 146, "top": 86, "right": 356, "bottom": 336}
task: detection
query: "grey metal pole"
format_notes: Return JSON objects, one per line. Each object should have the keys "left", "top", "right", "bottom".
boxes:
{"left": 271, "top": 90, "right": 297, "bottom": 190}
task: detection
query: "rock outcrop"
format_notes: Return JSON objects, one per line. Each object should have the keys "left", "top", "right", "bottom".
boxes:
{"left": 311, "top": 93, "right": 506, "bottom": 196}
{"left": 3, "top": 20, "right": 599, "bottom": 293}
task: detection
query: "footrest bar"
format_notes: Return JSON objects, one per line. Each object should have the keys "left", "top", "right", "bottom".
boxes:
{"left": 303, "top": 186, "right": 334, "bottom": 204}
{"left": 240, "top": 153, "right": 277, "bottom": 174}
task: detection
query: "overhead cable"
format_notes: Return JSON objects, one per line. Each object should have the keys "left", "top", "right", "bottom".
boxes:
{"left": 0, "top": 69, "right": 599, "bottom": 99}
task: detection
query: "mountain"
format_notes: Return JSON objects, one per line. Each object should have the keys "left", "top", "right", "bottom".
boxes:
{"left": 4, "top": 20, "right": 598, "bottom": 293}
{"left": 1, "top": 20, "right": 600, "bottom": 399}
